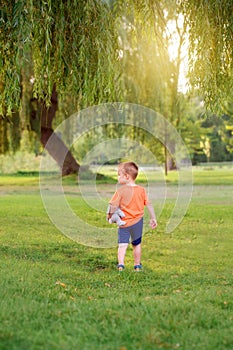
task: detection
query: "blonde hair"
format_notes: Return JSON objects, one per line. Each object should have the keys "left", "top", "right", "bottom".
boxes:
{"left": 118, "top": 161, "right": 138, "bottom": 180}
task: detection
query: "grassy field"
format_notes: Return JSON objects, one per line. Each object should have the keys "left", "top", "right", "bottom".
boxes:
{"left": 0, "top": 168, "right": 233, "bottom": 350}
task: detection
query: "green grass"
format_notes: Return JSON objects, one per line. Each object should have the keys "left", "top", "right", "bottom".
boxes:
{"left": 0, "top": 165, "right": 232, "bottom": 186}
{"left": 90, "top": 165, "right": 233, "bottom": 185}
{"left": 0, "top": 169, "right": 233, "bottom": 350}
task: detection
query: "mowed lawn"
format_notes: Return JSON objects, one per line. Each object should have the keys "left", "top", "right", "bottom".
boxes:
{"left": 0, "top": 169, "right": 232, "bottom": 350}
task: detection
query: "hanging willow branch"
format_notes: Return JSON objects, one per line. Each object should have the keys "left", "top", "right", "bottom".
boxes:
{"left": 113, "top": 0, "right": 233, "bottom": 113}
{"left": 0, "top": 0, "right": 121, "bottom": 115}
{"left": 180, "top": 0, "right": 233, "bottom": 112}
{"left": 1, "top": 0, "right": 232, "bottom": 115}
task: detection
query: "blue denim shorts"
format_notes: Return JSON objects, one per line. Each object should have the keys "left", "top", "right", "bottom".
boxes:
{"left": 118, "top": 218, "right": 143, "bottom": 246}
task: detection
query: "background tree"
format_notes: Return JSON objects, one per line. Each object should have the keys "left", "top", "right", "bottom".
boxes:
{"left": 0, "top": 0, "right": 232, "bottom": 173}
{"left": 0, "top": 0, "right": 121, "bottom": 174}
{"left": 199, "top": 113, "right": 233, "bottom": 162}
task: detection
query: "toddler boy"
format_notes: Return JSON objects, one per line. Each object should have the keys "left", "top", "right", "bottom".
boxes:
{"left": 108, "top": 162, "right": 157, "bottom": 271}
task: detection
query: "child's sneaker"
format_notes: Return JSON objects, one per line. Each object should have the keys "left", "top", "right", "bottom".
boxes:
{"left": 134, "top": 264, "right": 143, "bottom": 271}
{"left": 117, "top": 264, "right": 125, "bottom": 271}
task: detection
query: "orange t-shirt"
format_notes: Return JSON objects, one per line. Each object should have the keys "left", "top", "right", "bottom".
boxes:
{"left": 109, "top": 184, "right": 149, "bottom": 227}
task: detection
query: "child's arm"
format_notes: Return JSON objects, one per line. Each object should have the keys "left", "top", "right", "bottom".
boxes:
{"left": 108, "top": 190, "right": 121, "bottom": 220}
{"left": 106, "top": 204, "right": 118, "bottom": 220}
{"left": 146, "top": 203, "right": 157, "bottom": 229}
{"left": 106, "top": 205, "right": 111, "bottom": 221}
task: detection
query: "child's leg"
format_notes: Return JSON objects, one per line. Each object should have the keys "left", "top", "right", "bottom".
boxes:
{"left": 131, "top": 219, "right": 143, "bottom": 266}
{"left": 118, "top": 243, "right": 128, "bottom": 265}
{"left": 132, "top": 243, "right": 141, "bottom": 266}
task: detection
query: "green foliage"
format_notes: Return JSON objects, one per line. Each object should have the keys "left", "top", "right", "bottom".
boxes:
{"left": 114, "top": 0, "right": 233, "bottom": 113}
{"left": 199, "top": 114, "right": 233, "bottom": 162}
{"left": 0, "top": 151, "right": 42, "bottom": 174}
{"left": 1, "top": 0, "right": 232, "bottom": 116}
{"left": 0, "top": 174, "right": 233, "bottom": 349}
{"left": 0, "top": 0, "right": 28, "bottom": 115}
{"left": 0, "top": 0, "right": 121, "bottom": 115}
{"left": 1, "top": 0, "right": 233, "bottom": 167}
{"left": 181, "top": 0, "right": 233, "bottom": 112}
{"left": 114, "top": 0, "right": 180, "bottom": 115}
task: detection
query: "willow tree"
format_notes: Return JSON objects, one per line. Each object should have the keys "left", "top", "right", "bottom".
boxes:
{"left": 113, "top": 0, "right": 232, "bottom": 168}
{"left": 124, "top": 0, "right": 233, "bottom": 112}
{"left": 0, "top": 0, "right": 120, "bottom": 175}
{"left": 1, "top": 0, "right": 232, "bottom": 174}
{"left": 181, "top": 0, "right": 233, "bottom": 113}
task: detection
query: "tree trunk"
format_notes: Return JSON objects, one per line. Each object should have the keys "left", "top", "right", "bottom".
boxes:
{"left": 39, "top": 85, "right": 80, "bottom": 176}
{"left": 0, "top": 117, "right": 9, "bottom": 154}
{"left": 166, "top": 153, "right": 176, "bottom": 171}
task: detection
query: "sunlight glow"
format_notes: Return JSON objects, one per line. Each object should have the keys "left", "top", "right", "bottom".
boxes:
{"left": 167, "top": 14, "right": 189, "bottom": 93}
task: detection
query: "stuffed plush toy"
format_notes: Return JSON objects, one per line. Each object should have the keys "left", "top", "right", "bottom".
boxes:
{"left": 106, "top": 206, "right": 126, "bottom": 226}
